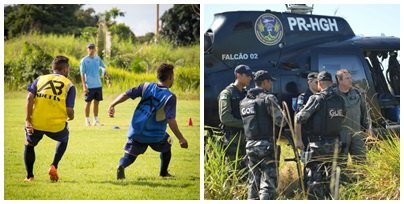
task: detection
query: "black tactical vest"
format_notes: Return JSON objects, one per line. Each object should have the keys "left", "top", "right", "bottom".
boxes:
{"left": 225, "top": 85, "right": 246, "bottom": 119}
{"left": 240, "top": 89, "right": 274, "bottom": 141}
{"left": 307, "top": 89, "right": 346, "bottom": 139}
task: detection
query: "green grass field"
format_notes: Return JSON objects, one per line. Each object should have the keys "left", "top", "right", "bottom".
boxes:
{"left": 4, "top": 91, "right": 200, "bottom": 200}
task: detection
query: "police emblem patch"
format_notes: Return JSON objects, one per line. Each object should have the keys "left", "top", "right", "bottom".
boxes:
{"left": 255, "top": 13, "right": 284, "bottom": 46}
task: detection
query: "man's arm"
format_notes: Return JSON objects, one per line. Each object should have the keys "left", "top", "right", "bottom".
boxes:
{"left": 295, "top": 95, "right": 319, "bottom": 124}
{"left": 80, "top": 60, "right": 88, "bottom": 94}
{"left": 66, "top": 85, "right": 76, "bottom": 120}
{"left": 25, "top": 92, "right": 35, "bottom": 134}
{"left": 167, "top": 119, "right": 188, "bottom": 148}
{"left": 218, "top": 90, "right": 243, "bottom": 128}
{"left": 67, "top": 108, "right": 74, "bottom": 120}
{"left": 266, "top": 95, "right": 286, "bottom": 128}
{"left": 294, "top": 119, "right": 304, "bottom": 149}
{"left": 359, "top": 91, "right": 371, "bottom": 131}
{"left": 108, "top": 93, "right": 130, "bottom": 117}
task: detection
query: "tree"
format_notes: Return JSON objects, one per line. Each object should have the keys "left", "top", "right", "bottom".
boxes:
{"left": 98, "top": 7, "right": 125, "bottom": 27}
{"left": 137, "top": 32, "right": 155, "bottom": 44}
{"left": 110, "top": 23, "right": 136, "bottom": 43}
{"left": 4, "top": 4, "right": 97, "bottom": 39}
{"left": 160, "top": 4, "right": 200, "bottom": 46}
{"left": 75, "top": 7, "right": 98, "bottom": 28}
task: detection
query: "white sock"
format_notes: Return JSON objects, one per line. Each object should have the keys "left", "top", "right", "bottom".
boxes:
{"left": 85, "top": 117, "right": 90, "bottom": 122}
{"left": 94, "top": 116, "right": 99, "bottom": 122}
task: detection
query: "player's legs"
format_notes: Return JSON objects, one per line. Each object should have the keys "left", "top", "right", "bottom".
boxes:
{"left": 117, "top": 139, "right": 147, "bottom": 180}
{"left": 52, "top": 141, "right": 68, "bottom": 169}
{"left": 150, "top": 134, "right": 173, "bottom": 177}
{"left": 92, "top": 88, "right": 103, "bottom": 125}
{"left": 84, "top": 89, "right": 96, "bottom": 126}
{"left": 160, "top": 150, "right": 172, "bottom": 177}
{"left": 117, "top": 153, "right": 137, "bottom": 180}
{"left": 47, "top": 125, "right": 69, "bottom": 182}
{"left": 93, "top": 100, "right": 99, "bottom": 121}
{"left": 84, "top": 102, "right": 92, "bottom": 126}
{"left": 24, "top": 144, "right": 36, "bottom": 180}
{"left": 24, "top": 129, "right": 44, "bottom": 180}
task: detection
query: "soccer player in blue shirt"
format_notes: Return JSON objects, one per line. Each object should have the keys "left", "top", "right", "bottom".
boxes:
{"left": 108, "top": 63, "right": 188, "bottom": 179}
{"left": 80, "top": 43, "right": 111, "bottom": 126}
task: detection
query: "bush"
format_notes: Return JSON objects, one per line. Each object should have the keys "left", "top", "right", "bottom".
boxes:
{"left": 129, "top": 56, "right": 147, "bottom": 73}
{"left": 5, "top": 42, "right": 53, "bottom": 90}
{"left": 174, "top": 66, "right": 200, "bottom": 92}
{"left": 4, "top": 34, "right": 199, "bottom": 99}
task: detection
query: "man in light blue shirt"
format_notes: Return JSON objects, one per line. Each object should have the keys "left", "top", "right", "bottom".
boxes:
{"left": 80, "top": 43, "right": 111, "bottom": 126}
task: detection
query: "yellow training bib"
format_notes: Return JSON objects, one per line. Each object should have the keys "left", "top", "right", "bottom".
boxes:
{"left": 31, "top": 74, "right": 73, "bottom": 132}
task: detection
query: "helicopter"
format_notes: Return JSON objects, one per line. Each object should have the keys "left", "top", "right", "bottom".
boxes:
{"left": 204, "top": 4, "right": 400, "bottom": 133}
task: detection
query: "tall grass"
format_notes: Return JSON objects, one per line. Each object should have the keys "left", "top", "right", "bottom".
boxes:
{"left": 4, "top": 34, "right": 199, "bottom": 99}
{"left": 204, "top": 104, "right": 400, "bottom": 200}
{"left": 204, "top": 131, "right": 248, "bottom": 200}
{"left": 4, "top": 34, "right": 91, "bottom": 60}
{"left": 339, "top": 131, "right": 400, "bottom": 200}
{"left": 103, "top": 65, "right": 199, "bottom": 100}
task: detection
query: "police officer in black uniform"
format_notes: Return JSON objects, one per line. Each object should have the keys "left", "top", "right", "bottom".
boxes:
{"left": 218, "top": 64, "right": 252, "bottom": 168}
{"left": 294, "top": 72, "right": 319, "bottom": 189}
{"left": 295, "top": 72, "right": 319, "bottom": 148}
{"left": 295, "top": 71, "right": 346, "bottom": 199}
{"left": 240, "top": 70, "right": 285, "bottom": 200}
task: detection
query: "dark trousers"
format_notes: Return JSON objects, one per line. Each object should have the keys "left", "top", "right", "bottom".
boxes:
{"left": 246, "top": 140, "right": 277, "bottom": 200}
{"left": 305, "top": 140, "right": 340, "bottom": 200}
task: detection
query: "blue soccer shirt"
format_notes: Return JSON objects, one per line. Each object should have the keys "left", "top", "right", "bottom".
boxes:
{"left": 80, "top": 55, "right": 105, "bottom": 89}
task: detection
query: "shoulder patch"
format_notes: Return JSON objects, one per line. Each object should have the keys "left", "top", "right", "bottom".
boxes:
{"left": 267, "top": 94, "right": 279, "bottom": 104}
{"left": 220, "top": 94, "right": 228, "bottom": 100}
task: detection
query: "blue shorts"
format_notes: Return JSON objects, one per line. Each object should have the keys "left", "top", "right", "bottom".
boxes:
{"left": 25, "top": 123, "right": 69, "bottom": 146}
{"left": 85, "top": 87, "right": 103, "bottom": 102}
{"left": 124, "top": 134, "right": 172, "bottom": 156}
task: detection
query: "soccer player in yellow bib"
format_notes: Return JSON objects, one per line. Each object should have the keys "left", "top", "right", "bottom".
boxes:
{"left": 24, "top": 56, "right": 76, "bottom": 182}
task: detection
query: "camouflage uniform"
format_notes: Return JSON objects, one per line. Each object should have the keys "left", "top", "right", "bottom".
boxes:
{"left": 240, "top": 88, "right": 285, "bottom": 200}
{"left": 296, "top": 86, "right": 346, "bottom": 199}
{"left": 218, "top": 83, "right": 247, "bottom": 166}
{"left": 296, "top": 89, "right": 315, "bottom": 147}
{"left": 296, "top": 89, "right": 315, "bottom": 189}
{"left": 335, "top": 87, "right": 369, "bottom": 164}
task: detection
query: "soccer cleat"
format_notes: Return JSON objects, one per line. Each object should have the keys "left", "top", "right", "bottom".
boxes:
{"left": 160, "top": 172, "right": 174, "bottom": 178}
{"left": 85, "top": 120, "right": 91, "bottom": 126}
{"left": 93, "top": 121, "right": 104, "bottom": 126}
{"left": 48, "top": 165, "right": 59, "bottom": 182}
{"left": 24, "top": 176, "right": 34, "bottom": 182}
{"left": 117, "top": 166, "right": 125, "bottom": 180}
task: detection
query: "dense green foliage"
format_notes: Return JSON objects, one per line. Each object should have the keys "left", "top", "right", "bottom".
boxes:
{"left": 5, "top": 42, "right": 53, "bottom": 90}
{"left": 4, "top": 92, "right": 200, "bottom": 199}
{"left": 160, "top": 4, "right": 200, "bottom": 46}
{"left": 5, "top": 4, "right": 200, "bottom": 47}
{"left": 4, "top": 5, "right": 97, "bottom": 39}
{"left": 4, "top": 34, "right": 200, "bottom": 99}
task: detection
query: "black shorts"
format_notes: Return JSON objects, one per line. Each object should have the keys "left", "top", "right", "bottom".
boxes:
{"left": 25, "top": 124, "right": 69, "bottom": 146}
{"left": 85, "top": 87, "right": 103, "bottom": 102}
{"left": 124, "top": 134, "right": 172, "bottom": 156}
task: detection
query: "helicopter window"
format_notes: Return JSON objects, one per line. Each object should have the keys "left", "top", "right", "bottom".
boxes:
{"left": 318, "top": 54, "right": 368, "bottom": 90}
{"left": 233, "top": 21, "right": 253, "bottom": 31}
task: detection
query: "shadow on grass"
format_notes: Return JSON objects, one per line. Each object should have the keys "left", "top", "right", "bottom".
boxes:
{"left": 92, "top": 176, "right": 197, "bottom": 188}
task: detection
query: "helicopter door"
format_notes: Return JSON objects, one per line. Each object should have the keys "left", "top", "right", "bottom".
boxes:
{"left": 313, "top": 53, "right": 369, "bottom": 91}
